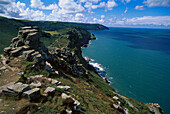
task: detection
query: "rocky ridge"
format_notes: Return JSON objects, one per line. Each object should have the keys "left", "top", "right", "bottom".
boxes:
{"left": 0, "top": 26, "right": 163, "bottom": 114}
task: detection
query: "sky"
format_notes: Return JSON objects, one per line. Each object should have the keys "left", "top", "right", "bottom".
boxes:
{"left": 0, "top": 0, "right": 170, "bottom": 28}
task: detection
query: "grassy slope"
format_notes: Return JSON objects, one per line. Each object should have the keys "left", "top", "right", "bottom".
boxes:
{"left": 0, "top": 16, "right": 157, "bottom": 113}
{"left": 0, "top": 16, "right": 108, "bottom": 54}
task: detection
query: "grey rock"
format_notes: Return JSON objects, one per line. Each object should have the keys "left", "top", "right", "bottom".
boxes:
{"left": 22, "top": 50, "right": 35, "bottom": 60}
{"left": 66, "top": 109, "right": 72, "bottom": 114}
{"left": 10, "top": 47, "right": 23, "bottom": 57}
{"left": 113, "top": 96, "right": 119, "bottom": 101}
{"left": 113, "top": 104, "right": 119, "bottom": 109}
{"left": 2, "top": 88, "right": 18, "bottom": 96}
{"left": 57, "top": 86, "right": 70, "bottom": 90}
{"left": 0, "top": 66, "right": 7, "bottom": 71}
{"left": 51, "top": 79, "right": 60, "bottom": 85}
{"left": 44, "top": 87, "right": 56, "bottom": 94}
{"left": 61, "top": 93, "right": 70, "bottom": 99}
{"left": 7, "top": 82, "right": 30, "bottom": 93}
{"left": 11, "top": 37, "right": 19, "bottom": 43}
{"left": 23, "top": 88, "right": 40, "bottom": 100}
{"left": 30, "top": 81, "right": 41, "bottom": 88}
{"left": 3, "top": 47, "right": 11, "bottom": 53}
{"left": 0, "top": 82, "right": 15, "bottom": 93}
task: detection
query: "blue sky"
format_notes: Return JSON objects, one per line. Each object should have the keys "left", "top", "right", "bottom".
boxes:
{"left": 0, "top": 0, "right": 170, "bottom": 28}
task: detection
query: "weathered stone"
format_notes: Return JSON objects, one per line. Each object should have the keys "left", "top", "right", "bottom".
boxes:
{"left": 22, "top": 50, "right": 35, "bottom": 60}
{"left": 0, "top": 82, "right": 15, "bottom": 93}
{"left": 33, "top": 54, "right": 42, "bottom": 62}
{"left": 10, "top": 47, "right": 23, "bottom": 57}
{"left": 66, "top": 109, "right": 72, "bottom": 114}
{"left": 20, "top": 26, "right": 39, "bottom": 30}
{"left": 11, "top": 37, "right": 19, "bottom": 43}
{"left": 7, "top": 82, "right": 30, "bottom": 93}
{"left": 113, "top": 104, "right": 119, "bottom": 109}
{"left": 30, "top": 81, "right": 41, "bottom": 88}
{"left": 44, "top": 87, "right": 56, "bottom": 94}
{"left": 113, "top": 96, "right": 119, "bottom": 101}
{"left": 0, "top": 66, "right": 7, "bottom": 71}
{"left": 29, "top": 75, "right": 43, "bottom": 80}
{"left": 61, "top": 93, "right": 81, "bottom": 111}
{"left": 57, "top": 86, "right": 70, "bottom": 90}
{"left": 2, "top": 88, "right": 18, "bottom": 96}
{"left": 3, "top": 47, "right": 11, "bottom": 53}
{"left": 26, "top": 32, "right": 39, "bottom": 41}
{"left": 23, "top": 88, "right": 40, "bottom": 100}
{"left": 61, "top": 93, "right": 70, "bottom": 99}
{"left": 51, "top": 79, "right": 61, "bottom": 85}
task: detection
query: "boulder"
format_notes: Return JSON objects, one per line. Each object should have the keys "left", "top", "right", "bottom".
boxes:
{"left": 23, "top": 88, "right": 40, "bottom": 100}
{"left": 61, "top": 93, "right": 70, "bottom": 100}
{"left": 113, "top": 96, "right": 119, "bottom": 101}
{"left": 44, "top": 87, "right": 56, "bottom": 94}
{"left": 7, "top": 82, "right": 30, "bottom": 93}
{"left": 10, "top": 47, "right": 23, "bottom": 57}
{"left": 3, "top": 47, "right": 11, "bottom": 54}
{"left": 22, "top": 50, "right": 35, "bottom": 60}
{"left": 113, "top": 104, "right": 119, "bottom": 109}
{"left": 51, "top": 79, "right": 61, "bottom": 85}
{"left": 2, "top": 88, "right": 18, "bottom": 96}
{"left": 57, "top": 86, "right": 70, "bottom": 90}
{"left": 30, "top": 81, "right": 42, "bottom": 88}
{"left": 11, "top": 37, "right": 19, "bottom": 43}
{"left": 61, "top": 93, "right": 81, "bottom": 113}
{"left": 0, "top": 66, "right": 7, "bottom": 71}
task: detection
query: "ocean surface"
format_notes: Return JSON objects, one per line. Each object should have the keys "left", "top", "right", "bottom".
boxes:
{"left": 82, "top": 27, "right": 170, "bottom": 113}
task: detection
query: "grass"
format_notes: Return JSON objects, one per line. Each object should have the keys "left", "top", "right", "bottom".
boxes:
{"left": 44, "top": 31, "right": 60, "bottom": 35}
{"left": 0, "top": 16, "right": 107, "bottom": 54}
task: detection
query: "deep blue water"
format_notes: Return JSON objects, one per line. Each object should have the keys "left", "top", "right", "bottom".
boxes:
{"left": 82, "top": 27, "right": 170, "bottom": 113}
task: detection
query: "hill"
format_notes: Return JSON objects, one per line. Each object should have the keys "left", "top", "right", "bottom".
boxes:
{"left": 0, "top": 26, "right": 163, "bottom": 114}
{"left": 0, "top": 16, "right": 108, "bottom": 54}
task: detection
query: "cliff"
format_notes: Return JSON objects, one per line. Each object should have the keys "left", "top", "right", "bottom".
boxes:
{"left": 0, "top": 16, "right": 108, "bottom": 54}
{"left": 0, "top": 26, "right": 163, "bottom": 114}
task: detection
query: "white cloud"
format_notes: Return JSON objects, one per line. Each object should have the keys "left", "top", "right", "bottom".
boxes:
{"left": 134, "top": 5, "right": 145, "bottom": 10}
{"left": 106, "top": 0, "right": 118, "bottom": 10}
{"left": 75, "top": 13, "right": 85, "bottom": 21}
{"left": 121, "top": 0, "right": 131, "bottom": 3}
{"left": 143, "top": 0, "right": 170, "bottom": 7}
{"left": 44, "top": 4, "right": 58, "bottom": 10}
{"left": 124, "top": 7, "right": 128, "bottom": 13}
{"left": 92, "top": 15, "right": 105, "bottom": 23}
{"left": 30, "top": 0, "right": 58, "bottom": 10}
{"left": 84, "top": 1, "right": 106, "bottom": 10}
{"left": 58, "top": 0, "right": 85, "bottom": 14}
{"left": 111, "top": 16, "right": 170, "bottom": 27}
{"left": 126, "top": 16, "right": 170, "bottom": 26}
{"left": 101, "top": 15, "right": 105, "bottom": 19}
{"left": 30, "top": 0, "right": 43, "bottom": 8}
{"left": 79, "top": 0, "right": 101, "bottom": 3}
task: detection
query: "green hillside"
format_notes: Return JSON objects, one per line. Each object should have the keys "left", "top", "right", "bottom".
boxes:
{"left": 0, "top": 16, "right": 108, "bottom": 54}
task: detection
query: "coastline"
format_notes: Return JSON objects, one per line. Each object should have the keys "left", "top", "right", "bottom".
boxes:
{"left": 81, "top": 29, "right": 164, "bottom": 114}
{"left": 82, "top": 38, "right": 111, "bottom": 84}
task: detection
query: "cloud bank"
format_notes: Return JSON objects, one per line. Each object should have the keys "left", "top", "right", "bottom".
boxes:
{"left": 0, "top": 0, "right": 169, "bottom": 28}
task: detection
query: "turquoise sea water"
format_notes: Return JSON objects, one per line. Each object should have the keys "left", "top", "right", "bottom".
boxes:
{"left": 82, "top": 27, "right": 170, "bottom": 113}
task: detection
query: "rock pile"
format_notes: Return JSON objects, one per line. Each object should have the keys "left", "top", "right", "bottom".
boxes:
{"left": 0, "top": 75, "right": 71, "bottom": 100}
{"left": 61, "top": 93, "right": 81, "bottom": 114}
{"left": 4, "top": 26, "right": 50, "bottom": 70}
{"left": 56, "top": 48, "right": 86, "bottom": 77}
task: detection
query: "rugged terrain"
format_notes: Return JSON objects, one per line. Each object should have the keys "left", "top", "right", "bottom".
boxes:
{"left": 0, "top": 16, "right": 108, "bottom": 53}
{"left": 0, "top": 26, "right": 163, "bottom": 114}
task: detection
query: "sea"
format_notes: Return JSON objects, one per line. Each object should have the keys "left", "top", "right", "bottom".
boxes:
{"left": 82, "top": 27, "right": 170, "bottom": 114}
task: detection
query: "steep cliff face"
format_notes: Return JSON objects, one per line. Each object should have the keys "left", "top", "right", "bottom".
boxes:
{"left": 0, "top": 26, "right": 163, "bottom": 114}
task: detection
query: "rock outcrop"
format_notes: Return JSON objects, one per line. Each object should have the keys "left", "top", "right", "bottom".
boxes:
{"left": 4, "top": 26, "right": 49, "bottom": 70}
{"left": 3, "top": 26, "right": 60, "bottom": 76}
